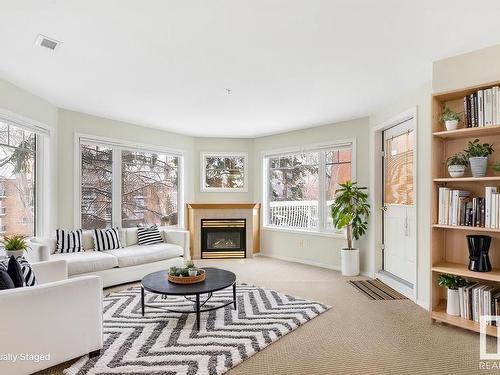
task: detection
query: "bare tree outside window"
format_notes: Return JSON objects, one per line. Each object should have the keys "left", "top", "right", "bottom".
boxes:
{"left": 122, "top": 151, "right": 179, "bottom": 227}
{"left": 81, "top": 144, "right": 113, "bottom": 229}
{"left": 0, "top": 122, "right": 36, "bottom": 237}
{"left": 202, "top": 153, "right": 246, "bottom": 191}
{"left": 325, "top": 149, "right": 352, "bottom": 228}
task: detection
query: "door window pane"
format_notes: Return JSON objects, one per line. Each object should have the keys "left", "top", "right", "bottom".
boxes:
{"left": 0, "top": 123, "right": 36, "bottom": 236}
{"left": 384, "top": 130, "right": 414, "bottom": 205}
{"left": 268, "top": 152, "right": 319, "bottom": 230}
{"left": 81, "top": 144, "right": 113, "bottom": 229}
{"left": 121, "top": 151, "right": 179, "bottom": 227}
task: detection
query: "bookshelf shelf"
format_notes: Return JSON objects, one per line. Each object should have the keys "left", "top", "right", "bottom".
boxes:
{"left": 432, "top": 224, "right": 500, "bottom": 233}
{"left": 431, "top": 80, "right": 500, "bottom": 336}
{"left": 432, "top": 262, "right": 500, "bottom": 282}
{"left": 433, "top": 124, "right": 500, "bottom": 139}
{"left": 433, "top": 176, "right": 500, "bottom": 183}
{"left": 431, "top": 301, "right": 499, "bottom": 337}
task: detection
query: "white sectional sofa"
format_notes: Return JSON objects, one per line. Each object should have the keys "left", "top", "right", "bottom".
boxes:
{"left": 0, "top": 260, "right": 103, "bottom": 375}
{"left": 29, "top": 227, "right": 189, "bottom": 288}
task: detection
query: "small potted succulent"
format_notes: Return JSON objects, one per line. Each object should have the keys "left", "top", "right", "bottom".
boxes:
{"left": 464, "top": 139, "right": 494, "bottom": 177}
{"left": 445, "top": 153, "right": 468, "bottom": 178}
{"left": 185, "top": 260, "right": 198, "bottom": 276}
{"left": 439, "top": 107, "right": 460, "bottom": 131}
{"left": 1, "top": 234, "right": 30, "bottom": 258}
{"left": 438, "top": 274, "right": 468, "bottom": 316}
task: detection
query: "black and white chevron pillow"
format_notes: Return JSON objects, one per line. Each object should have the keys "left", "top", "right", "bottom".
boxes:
{"left": 55, "top": 229, "right": 83, "bottom": 253}
{"left": 0, "top": 257, "right": 37, "bottom": 287}
{"left": 137, "top": 225, "right": 163, "bottom": 245}
{"left": 93, "top": 228, "right": 121, "bottom": 251}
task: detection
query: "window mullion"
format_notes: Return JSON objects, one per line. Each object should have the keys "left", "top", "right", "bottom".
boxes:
{"left": 318, "top": 151, "right": 326, "bottom": 232}
{"left": 112, "top": 149, "right": 122, "bottom": 228}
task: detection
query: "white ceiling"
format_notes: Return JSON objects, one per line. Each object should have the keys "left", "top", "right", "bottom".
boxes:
{"left": 1, "top": 1, "right": 500, "bottom": 137}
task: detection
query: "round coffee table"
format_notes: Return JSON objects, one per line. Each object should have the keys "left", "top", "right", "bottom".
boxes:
{"left": 141, "top": 267, "right": 237, "bottom": 330}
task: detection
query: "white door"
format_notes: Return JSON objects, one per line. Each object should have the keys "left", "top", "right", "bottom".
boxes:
{"left": 382, "top": 119, "right": 416, "bottom": 286}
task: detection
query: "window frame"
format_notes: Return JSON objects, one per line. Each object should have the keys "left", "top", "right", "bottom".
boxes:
{"left": 0, "top": 110, "right": 51, "bottom": 238}
{"left": 200, "top": 152, "right": 248, "bottom": 193}
{"left": 262, "top": 139, "right": 356, "bottom": 236}
{"left": 74, "top": 133, "right": 185, "bottom": 229}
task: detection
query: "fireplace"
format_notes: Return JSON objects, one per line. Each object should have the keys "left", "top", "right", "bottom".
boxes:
{"left": 201, "top": 219, "right": 246, "bottom": 259}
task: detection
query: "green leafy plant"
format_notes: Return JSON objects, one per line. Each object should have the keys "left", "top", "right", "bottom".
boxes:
{"left": 438, "top": 274, "right": 468, "bottom": 290}
{"left": 331, "top": 181, "right": 370, "bottom": 250}
{"left": 439, "top": 107, "right": 460, "bottom": 123}
{"left": 445, "top": 152, "right": 468, "bottom": 167}
{"left": 493, "top": 162, "right": 500, "bottom": 174}
{"left": 464, "top": 139, "right": 494, "bottom": 157}
{"left": 1, "top": 234, "right": 29, "bottom": 251}
{"left": 168, "top": 261, "right": 201, "bottom": 277}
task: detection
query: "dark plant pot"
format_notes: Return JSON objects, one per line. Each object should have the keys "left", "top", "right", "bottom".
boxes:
{"left": 467, "top": 235, "right": 492, "bottom": 272}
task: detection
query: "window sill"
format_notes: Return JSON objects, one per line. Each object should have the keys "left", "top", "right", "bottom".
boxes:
{"left": 262, "top": 226, "right": 346, "bottom": 239}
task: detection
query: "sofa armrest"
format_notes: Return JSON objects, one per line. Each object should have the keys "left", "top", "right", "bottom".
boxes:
{"left": 31, "top": 259, "right": 68, "bottom": 284}
{"left": 27, "top": 239, "right": 51, "bottom": 262}
{"left": 0, "top": 276, "right": 103, "bottom": 375}
{"left": 162, "top": 228, "right": 190, "bottom": 260}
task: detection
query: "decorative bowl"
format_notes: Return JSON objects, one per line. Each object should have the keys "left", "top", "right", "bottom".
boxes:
{"left": 168, "top": 269, "right": 206, "bottom": 284}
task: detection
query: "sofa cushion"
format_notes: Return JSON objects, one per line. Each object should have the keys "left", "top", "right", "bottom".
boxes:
{"left": 51, "top": 251, "right": 119, "bottom": 276}
{"left": 106, "top": 243, "right": 183, "bottom": 268}
{"left": 125, "top": 228, "right": 139, "bottom": 246}
{"left": 82, "top": 230, "right": 95, "bottom": 251}
{"left": 0, "top": 269, "right": 14, "bottom": 290}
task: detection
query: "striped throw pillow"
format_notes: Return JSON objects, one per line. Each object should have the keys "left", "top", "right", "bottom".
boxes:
{"left": 0, "top": 257, "right": 37, "bottom": 287}
{"left": 137, "top": 225, "right": 163, "bottom": 245}
{"left": 93, "top": 228, "right": 122, "bottom": 251}
{"left": 55, "top": 229, "right": 83, "bottom": 253}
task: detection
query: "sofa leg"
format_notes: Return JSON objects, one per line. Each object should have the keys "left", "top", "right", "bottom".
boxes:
{"left": 89, "top": 349, "right": 101, "bottom": 358}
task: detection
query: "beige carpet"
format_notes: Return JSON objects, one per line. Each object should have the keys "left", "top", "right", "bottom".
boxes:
{"left": 38, "top": 257, "right": 498, "bottom": 375}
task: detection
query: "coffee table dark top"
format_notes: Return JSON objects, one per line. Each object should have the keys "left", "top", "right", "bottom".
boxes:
{"left": 141, "top": 267, "right": 236, "bottom": 295}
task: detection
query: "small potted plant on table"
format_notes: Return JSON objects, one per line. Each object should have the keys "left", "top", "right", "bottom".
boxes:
{"left": 464, "top": 139, "right": 494, "bottom": 177}
{"left": 440, "top": 107, "right": 461, "bottom": 131}
{"left": 445, "top": 153, "right": 468, "bottom": 178}
{"left": 331, "top": 181, "right": 370, "bottom": 276}
{"left": 1, "top": 234, "right": 29, "bottom": 258}
{"left": 438, "top": 274, "right": 467, "bottom": 316}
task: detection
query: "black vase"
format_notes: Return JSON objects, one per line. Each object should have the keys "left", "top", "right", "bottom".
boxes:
{"left": 467, "top": 235, "right": 492, "bottom": 272}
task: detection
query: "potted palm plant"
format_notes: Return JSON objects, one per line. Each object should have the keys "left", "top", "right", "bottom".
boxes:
{"left": 464, "top": 139, "right": 494, "bottom": 177}
{"left": 438, "top": 274, "right": 468, "bottom": 316}
{"left": 1, "top": 234, "right": 29, "bottom": 258}
{"left": 445, "top": 152, "right": 468, "bottom": 178}
{"left": 331, "top": 181, "right": 370, "bottom": 276}
{"left": 439, "top": 107, "right": 461, "bottom": 131}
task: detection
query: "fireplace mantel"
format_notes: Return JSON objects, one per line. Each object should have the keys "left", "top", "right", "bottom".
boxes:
{"left": 186, "top": 203, "right": 260, "bottom": 259}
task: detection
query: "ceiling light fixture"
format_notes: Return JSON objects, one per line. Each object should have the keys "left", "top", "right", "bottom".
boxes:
{"left": 35, "top": 34, "right": 63, "bottom": 51}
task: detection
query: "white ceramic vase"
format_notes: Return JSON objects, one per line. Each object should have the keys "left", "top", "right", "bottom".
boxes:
{"left": 448, "top": 165, "right": 465, "bottom": 178}
{"left": 445, "top": 120, "right": 458, "bottom": 131}
{"left": 341, "top": 248, "right": 359, "bottom": 276}
{"left": 446, "top": 288, "right": 460, "bottom": 316}
{"left": 469, "top": 157, "right": 488, "bottom": 177}
{"left": 5, "top": 249, "right": 24, "bottom": 258}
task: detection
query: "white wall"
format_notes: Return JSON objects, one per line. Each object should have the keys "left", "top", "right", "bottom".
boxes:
{"left": 253, "top": 118, "right": 370, "bottom": 272}
{"left": 0, "top": 78, "right": 59, "bottom": 236}
{"left": 193, "top": 137, "right": 254, "bottom": 203}
{"left": 369, "top": 82, "right": 432, "bottom": 309}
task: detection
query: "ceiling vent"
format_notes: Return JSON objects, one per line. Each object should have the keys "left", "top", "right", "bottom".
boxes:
{"left": 35, "top": 34, "right": 63, "bottom": 51}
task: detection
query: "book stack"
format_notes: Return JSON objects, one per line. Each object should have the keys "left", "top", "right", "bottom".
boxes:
{"left": 458, "top": 283, "right": 500, "bottom": 325}
{"left": 463, "top": 86, "right": 500, "bottom": 127}
{"left": 438, "top": 187, "right": 500, "bottom": 227}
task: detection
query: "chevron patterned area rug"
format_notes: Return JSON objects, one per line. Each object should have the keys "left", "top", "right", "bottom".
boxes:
{"left": 64, "top": 284, "right": 329, "bottom": 375}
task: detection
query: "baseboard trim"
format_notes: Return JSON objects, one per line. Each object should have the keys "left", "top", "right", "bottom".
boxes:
{"left": 260, "top": 253, "right": 370, "bottom": 277}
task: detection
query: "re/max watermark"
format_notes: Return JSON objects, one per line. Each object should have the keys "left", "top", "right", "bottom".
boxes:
{"left": 0, "top": 353, "right": 51, "bottom": 363}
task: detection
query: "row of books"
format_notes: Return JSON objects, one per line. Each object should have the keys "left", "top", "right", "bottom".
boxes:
{"left": 438, "top": 187, "right": 500, "bottom": 228}
{"left": 458, "top": 283, "right": 500, "bottom": 324}
{"left": 463, "top": 86, "right": 500, "bottom": 127}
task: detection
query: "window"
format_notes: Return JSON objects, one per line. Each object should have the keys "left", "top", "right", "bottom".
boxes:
{"left": 0, "top": 121, "right": 37, "bottom": 236}
{"left": 201, "top": 152, "right": 247, "bottom": 192}
{"left": 78, "top": 137, "right": 182, "bottom": 229}
{"left": 264, "top": 142, "right": 353, "bottom": 233}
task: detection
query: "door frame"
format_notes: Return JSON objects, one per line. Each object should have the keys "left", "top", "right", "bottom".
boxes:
{"left": 370, "top": 107, "right": 418, "bottom": 301}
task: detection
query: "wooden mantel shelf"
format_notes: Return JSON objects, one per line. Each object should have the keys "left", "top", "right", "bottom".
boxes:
{"left": 186, "top": 203, "right": 260, "bottom": 209}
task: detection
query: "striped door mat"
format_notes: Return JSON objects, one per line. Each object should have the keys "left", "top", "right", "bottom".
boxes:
{"left": 349, "top": 279, "right": 408, "bottom": 300}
